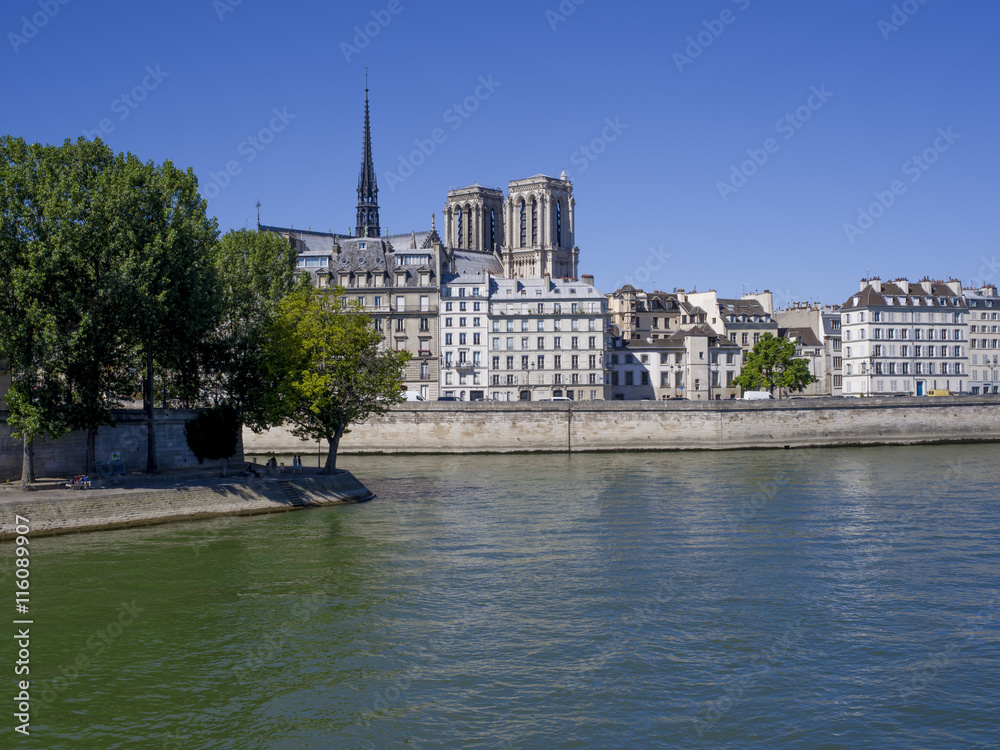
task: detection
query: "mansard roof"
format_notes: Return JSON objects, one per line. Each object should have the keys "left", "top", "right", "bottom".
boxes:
{"left": 779, "top": 327, "right": 823, "bottom": 348}
{"left": 842, "top": 281, "right": 968, "bottom": 309}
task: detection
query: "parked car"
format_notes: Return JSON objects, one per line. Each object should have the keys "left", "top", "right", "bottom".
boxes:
{"left": 437, "top": 396, "right": 459, "bottom": 401}
{"left": 742, "top": 391, "right": 774, "bottom": 400}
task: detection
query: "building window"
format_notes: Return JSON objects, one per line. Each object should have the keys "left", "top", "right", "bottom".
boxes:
{"left": 531, "top": 199, "right": 538, "bottom": 244}
{"left": 420, "top": 318, "right": 429, "bottom": 332}
{"left": 625, "top": 371, "right": 634, "bottom": 386}
{"left": 519, "top": 200, "right": 526, "bottom": 246}
{"left": 445, "top": 334, "right": 453, "bottom": 345}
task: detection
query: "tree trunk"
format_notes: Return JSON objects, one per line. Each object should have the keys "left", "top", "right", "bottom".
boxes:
{"left": 86, "top": 428, "right": 97, "bottom": 475}
{"left": 145, "top": 339, "right": 158, "bottom": 473}
{"left": 322, "top": 428, "right": 344, "bottom": 474}
{"left": 220, "top": 457, "right": 227, "bottom": 477}
{"left": 20, "top": 435, "right": 33, "bottom": 491}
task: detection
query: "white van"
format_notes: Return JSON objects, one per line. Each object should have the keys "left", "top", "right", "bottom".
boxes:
{"left": 742, "top": 390, "right": 774, "bottom": 400}
{"left": 402, "top": 390, "right": 426, "bottom": 402}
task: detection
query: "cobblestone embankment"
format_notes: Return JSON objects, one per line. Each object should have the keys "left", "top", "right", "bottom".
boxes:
{"left": 0, "top": 469, "right": 373, "bottom": 540}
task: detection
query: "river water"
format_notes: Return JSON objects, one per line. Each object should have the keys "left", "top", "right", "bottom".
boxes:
{"left": 11, "top": 445, "right": 1000, "bottom": 749}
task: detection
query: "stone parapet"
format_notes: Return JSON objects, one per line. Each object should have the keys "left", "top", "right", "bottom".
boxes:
{"left": 244, "top": 396, "right": 1000, "bottom": 454}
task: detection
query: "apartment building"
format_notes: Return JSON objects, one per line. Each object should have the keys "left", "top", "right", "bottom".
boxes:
{"left": 775, "top": 303, "right": 844, "bottom": 396}
{"left": 841, "top": 278, "right": 967, "bottom": 396}
{"left": 488, "top": 275, "right": 609, "bottom": 401}
{"left": 606, "top": 325, "right": 742, "bottom": 400}
{"left": 964, "top": 284, "right": 1000, "bottom": 394}
{"left": 439, "top": 275, "right": 490, "bottom": 401}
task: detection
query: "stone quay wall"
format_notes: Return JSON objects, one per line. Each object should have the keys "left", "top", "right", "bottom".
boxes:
{"left": 0, "top": 409, "right": 220, "bottom": 482}
{"left": 0, "top": 472, "right": 373, "bottom": 540}
{"left": 244, "top": 396, "right": 1000, "bottom": 455}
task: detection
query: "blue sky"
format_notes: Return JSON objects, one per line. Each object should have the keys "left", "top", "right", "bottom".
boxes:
{"left": 5, "top": 0, "right": 999, "bottom": 305}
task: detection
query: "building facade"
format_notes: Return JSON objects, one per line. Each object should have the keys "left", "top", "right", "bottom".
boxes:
{"left": 841, "top": 278, "right": 967, "bottom": 396}
{"left": 439, "top": 275, "right": 490, "bottom": 401}
{"left": 488, "top": 275, "right": 609, "bottom": 401}
{"left": 964, "top": 284, "right": 1000, "bottom": 394}
{"left": 775, "top": 303, "right": 844, "bottom": 397}
{"left": 606, "top": 325, "right": 742, "bottom": 400}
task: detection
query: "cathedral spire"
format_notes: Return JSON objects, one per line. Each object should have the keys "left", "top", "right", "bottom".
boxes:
{"left": 356, "top": 72, "right": 380, "bottom": 238}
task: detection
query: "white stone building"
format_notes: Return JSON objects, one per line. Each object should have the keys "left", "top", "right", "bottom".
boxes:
{"left": 606, "top": 325, "right": 742, "bottom": 400}
{"left": 439, "top": 275, "right": 490, "bottom": 401}
{"left": 488, "top": 275, "right": 609, "bottom": 401}
{"left": 840, "top": 278, "right": 967, "bottom": 396}
{"left": 775, "top": 303, "right": 844, "bottom": 397}
{"left": 964, "top": 284, "right": 1000, "bottom": 394}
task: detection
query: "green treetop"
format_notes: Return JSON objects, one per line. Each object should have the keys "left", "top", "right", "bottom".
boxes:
{"left": 268, "top": 280, "right": 410, "bottom": 473}
{"left": 732, "top": 332, "right": 818, "bottom": 396}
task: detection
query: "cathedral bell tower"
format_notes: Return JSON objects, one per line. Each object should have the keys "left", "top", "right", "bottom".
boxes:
{"left": 356, "top": 82, "right": 380, "bottom": 238}
{"left": 501, "top": 173, "right": 578, "bottom": 279}
{"left": 444, "top": 184, "right": 504, "bottom": 253}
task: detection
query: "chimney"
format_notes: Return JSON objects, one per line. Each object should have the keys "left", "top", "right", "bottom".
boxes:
{"left": 870, "top": 278, "right": 882, "bottom": 293}
{"left": 919, "top": 278, "right": 934, "bottom": 295}
{"left": 945, "top": 279, "right": 962, "bottom": 296}
{"left": 895, "top": 279, "right": 909, "bottom": 294}
{"left": 859, "top": 278, "right": 868, "bottom": 292}
{"left": 581, "top": 274, "right": 594, "bottom": 286}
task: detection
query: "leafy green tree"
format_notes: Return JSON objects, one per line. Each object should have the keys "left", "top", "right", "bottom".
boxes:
{"left": 103, "top": 154, "right": 219, "bottom": 472}
{"left": 269, "top": 280, "right": 409, "bottom": 473}
{"left": 205, "top": 228, "right": 297, "bottom": 433}
{"left": 733, "top": 333, "right": 818, "bottom": 396}
{"left": 184, "top": 405, "right": 239, "bottom": 476}
{"left": 0, "top": 136, "right": 131, "bottom": 483}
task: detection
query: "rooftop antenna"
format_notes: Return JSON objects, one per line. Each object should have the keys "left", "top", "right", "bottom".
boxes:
{"left": 255, "top": 199, "right": 261, "bottom": 229}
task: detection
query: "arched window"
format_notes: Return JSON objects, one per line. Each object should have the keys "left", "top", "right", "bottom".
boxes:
{"left": 531, "top": 199, "right": 538, "bottom": 245}
{"left": 456, "top": 207, "right": 464, "bottom": 249}
{"left": 556, "top": 200, "right": 562, "bottom": 247}
{"left": 519, "top": 200, "right": 526, "bottom": 247}
{"left": 489, "top": 208, "right": 496, "bottom": 250}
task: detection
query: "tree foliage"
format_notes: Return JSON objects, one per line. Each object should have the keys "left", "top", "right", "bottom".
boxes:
{"left": 268, "top": 280, "right": 410, "bottom": 473}
{"left": 184, "top": 405, "right": 240, "bottom": 464}
{"left": 0, "top": 136, "right": 218, "bottom": 479}
{"left": 206, "top": 228, "right": 297, "bottom": 431}
{"left": 733, "top": 333, "right": 818, "bottom": 395}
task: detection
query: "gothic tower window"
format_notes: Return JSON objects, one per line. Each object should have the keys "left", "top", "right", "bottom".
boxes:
{"left": 489, "top": 208, "right": 496, "bottom": 250}
{"left": 457, "top": 207, "right": 464, "bottom": 249}
{"left": 531, "top": 199, "right": 538, "bottom": 245}
{"left": 519, "top": 200, "right": 526, "bottom": 247}
{"left": 556, "top": 200, "right": 562, "bottom": 247}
